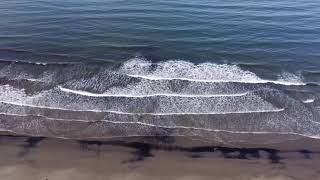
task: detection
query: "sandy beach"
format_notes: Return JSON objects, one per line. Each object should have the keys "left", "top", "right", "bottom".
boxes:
{"left": 0, "top": 135, "right": 319, "bottom": 180}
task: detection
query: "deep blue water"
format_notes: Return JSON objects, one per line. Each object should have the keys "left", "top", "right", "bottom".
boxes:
{"left": 0, "top": 0, "right": 320, "bottom": 69}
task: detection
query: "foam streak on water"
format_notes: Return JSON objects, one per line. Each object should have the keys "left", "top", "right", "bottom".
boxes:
{"left": 58, "top": 86, "right": 249, "bottom": 98}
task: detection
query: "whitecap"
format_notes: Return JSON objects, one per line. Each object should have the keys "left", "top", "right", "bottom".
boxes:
{"left": 120, "top": 58, "right": 306, "bottom": 86}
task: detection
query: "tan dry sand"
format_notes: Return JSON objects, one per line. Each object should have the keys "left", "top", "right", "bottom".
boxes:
{"left": 0, "top": 136, "right": 320, "bottom": 180}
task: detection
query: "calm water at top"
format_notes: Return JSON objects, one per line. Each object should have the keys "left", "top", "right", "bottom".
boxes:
{"left": 0, "top": 0, "right": 319, "bottom": 70}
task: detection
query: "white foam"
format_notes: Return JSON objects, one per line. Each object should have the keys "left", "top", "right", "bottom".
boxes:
{"left": 0, "top": 85, "right": 284, "bottom": 114}
{"left": 127, "top": 75, "right": 305, "bottom": 85}
{"left": 120, "top": 59, "right": 306, "bottom": 86}
{"left": 99, "top": 109, "right": 285, "bottom": 115}
{"left": 58, "top": 86, "right": 248, "bottom": 98}
{"left": 12, "top": 60, "right": 48, "bottom": 65}
{"left": 26, "top": 78, "right": 44, "bottom": 82}
{"left": 0, "top": 100, "right": 284, "bottom": 115}
{"left": 303, "top": 99, "right": 315, "bottom": 103}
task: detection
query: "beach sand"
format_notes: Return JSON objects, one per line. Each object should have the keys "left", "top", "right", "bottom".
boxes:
{"left": 0, "top": 136, "right": 320, "bottom": 180}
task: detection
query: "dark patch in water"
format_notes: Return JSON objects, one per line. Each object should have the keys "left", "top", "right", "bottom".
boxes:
{"left": 132, "top": 48, "right": 165, "bottom": 62}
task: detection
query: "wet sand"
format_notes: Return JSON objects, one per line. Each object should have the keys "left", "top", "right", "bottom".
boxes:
{"left": 0, "top": 135, "right": 320, "bottom": 180}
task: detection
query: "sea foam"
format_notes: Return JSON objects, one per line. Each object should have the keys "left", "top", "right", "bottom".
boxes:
{"left": 120, "top": 58, "right": 305, "bottom": 86}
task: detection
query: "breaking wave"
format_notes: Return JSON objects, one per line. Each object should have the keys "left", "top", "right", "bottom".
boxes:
{"left": 120, "top": 58, "right": 306, "bottom": 86}
{"left": 0, "top": 58, "right": 319, "bottom": 146}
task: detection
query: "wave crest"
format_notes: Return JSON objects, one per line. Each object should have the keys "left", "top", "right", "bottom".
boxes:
{"left": 120, "top": 58, "right": 305, "bottom": 85}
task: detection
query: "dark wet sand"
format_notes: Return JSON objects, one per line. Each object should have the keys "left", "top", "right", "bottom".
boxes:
{"left": 0, "top": 136, "right": 320, "bottom": 180}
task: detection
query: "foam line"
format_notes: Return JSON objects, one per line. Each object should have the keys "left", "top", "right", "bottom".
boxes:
{"left": 26, "top": 78, "right": 45, "bottom": 82}
{"left": 303, "top": 99, "right": 315, "bottom": 103}
{"left": 0, "top": 100, "right": 285, "bottom": 115}
{"left": 58, "top": 86, "right": 249, "bottom": 98}
{"left": 127, "top": 74, "right": 306, "bottom": 86}
{"left": 104, "top": 109, "right": 285, "bottom": 115}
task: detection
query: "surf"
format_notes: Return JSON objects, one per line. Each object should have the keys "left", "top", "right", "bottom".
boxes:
{"left": 120, "top": 59, "right": 306, "bottom": 86}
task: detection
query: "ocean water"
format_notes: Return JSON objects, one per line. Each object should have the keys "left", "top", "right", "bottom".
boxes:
{"left": 0, "top": 0, "right": 320, "bottom": 147}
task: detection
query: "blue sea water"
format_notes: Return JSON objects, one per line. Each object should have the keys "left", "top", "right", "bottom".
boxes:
{"left": 0, "top": 0, "right": 320, "bottom": 68}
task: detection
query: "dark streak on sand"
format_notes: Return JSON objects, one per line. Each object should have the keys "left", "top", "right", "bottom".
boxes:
{"left": 18, "top": 137, "right": 46, "bottom": 157}
{"left": 2, "top": 135, "right": 318, "bottom": 164}
{"left": 299, "top": 149, "right": 312, "bottom": 159}
{"left": 77, "top": 139, "right": 302, "bottom": 164}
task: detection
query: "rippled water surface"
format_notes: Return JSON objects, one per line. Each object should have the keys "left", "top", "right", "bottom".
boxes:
{"left": 0, "top": 0, "right": 320, "bottom": 66}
